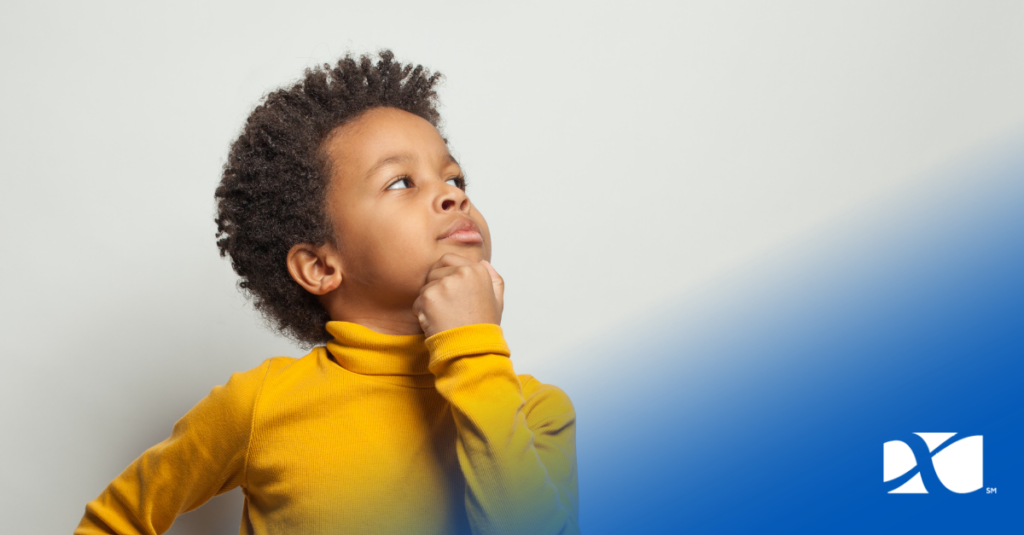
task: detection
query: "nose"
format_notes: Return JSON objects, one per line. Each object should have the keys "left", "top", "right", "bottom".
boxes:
{"left": 436, "top": 181, "right": 470, "bottom": 213}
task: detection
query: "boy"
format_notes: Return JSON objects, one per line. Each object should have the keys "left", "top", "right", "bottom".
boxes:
{"left": 75, "top": 50, "right": 579, "bottom": 535}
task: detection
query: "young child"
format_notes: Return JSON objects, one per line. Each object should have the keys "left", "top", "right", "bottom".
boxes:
{"left": 75, "top": 50, "right": 579, "bottom": 535}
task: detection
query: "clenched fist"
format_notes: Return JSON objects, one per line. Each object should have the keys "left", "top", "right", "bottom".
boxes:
{"left": 413, "top": 253, "right": 504, "bottom": 338}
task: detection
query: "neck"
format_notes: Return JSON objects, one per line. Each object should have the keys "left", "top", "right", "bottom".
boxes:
{"left": 336, "top": 313, "right": 423, "bottom": 336}
{"left": 320, "top": 289, "right": 424, "bottom": 336}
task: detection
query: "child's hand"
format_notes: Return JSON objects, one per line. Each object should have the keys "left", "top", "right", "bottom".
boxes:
{"left": 414, "top": 254, "right": 504, "bottom": 338}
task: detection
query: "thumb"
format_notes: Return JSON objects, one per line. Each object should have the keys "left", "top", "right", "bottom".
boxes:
{"left": 480, "top": 260, "right": 504, "bottom": 311}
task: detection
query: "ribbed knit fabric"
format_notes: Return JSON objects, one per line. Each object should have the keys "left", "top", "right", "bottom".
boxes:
{"left": 75, "top": 322, "right": 579, "bottom": 535}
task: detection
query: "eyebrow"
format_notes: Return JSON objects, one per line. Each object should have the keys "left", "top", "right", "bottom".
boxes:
{"left": 365, "top": 152, "right": 460, "bottom": 179}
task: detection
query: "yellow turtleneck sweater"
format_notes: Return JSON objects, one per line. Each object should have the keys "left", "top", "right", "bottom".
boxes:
{"left": 75, "top": 322, "right": 578, "bottom": 535}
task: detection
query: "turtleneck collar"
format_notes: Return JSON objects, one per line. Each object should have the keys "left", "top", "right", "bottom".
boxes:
{"left": 324, "top": 321, "right": 432, "bottom": 377}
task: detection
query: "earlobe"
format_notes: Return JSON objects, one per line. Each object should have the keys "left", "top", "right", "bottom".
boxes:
{"left": 286, "top": 243, "right": 343, "bottom": 295}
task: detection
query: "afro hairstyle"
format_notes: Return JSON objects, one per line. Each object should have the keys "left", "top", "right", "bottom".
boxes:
{"left": 214, "top": 49, "right": 443, "bottom": 346}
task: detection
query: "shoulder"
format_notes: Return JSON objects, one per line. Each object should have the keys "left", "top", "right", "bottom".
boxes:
{"left": 252, "top": 347, "right": 336, "bottom": 387}
{"left": 233, "top": 348, "right": 346, "bottom": 410}
{"left": 222, "top": 355, "right": 297, "bottom": 391}
{"left": 209, "top": 352, "right": 307, "bottom": 410}
{"left": 517, "top": 374, "right": 576, "bottom": 423}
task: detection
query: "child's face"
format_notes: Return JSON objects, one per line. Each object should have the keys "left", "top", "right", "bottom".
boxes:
{"left": 322, "top": 107, "right": 492, "bottom": 307}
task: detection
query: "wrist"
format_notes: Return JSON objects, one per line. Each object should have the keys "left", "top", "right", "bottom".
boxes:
{"left": 421, "top": 311, "right": 501, "bottom": 339}
{"left": 424, "top": 323, "right": 510, "bottom": 372}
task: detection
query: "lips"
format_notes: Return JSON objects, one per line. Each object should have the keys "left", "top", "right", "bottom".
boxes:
{"left": 438, "top": 218, "right": 483, "bottom": 244}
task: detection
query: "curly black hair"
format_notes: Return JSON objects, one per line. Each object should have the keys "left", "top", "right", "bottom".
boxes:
{"left": 214, "top": 50, "right": 443, "bottom": 347}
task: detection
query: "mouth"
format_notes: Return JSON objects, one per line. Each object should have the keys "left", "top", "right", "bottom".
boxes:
{"left": 438, "top": 217, "right": 483, "bottom": 244}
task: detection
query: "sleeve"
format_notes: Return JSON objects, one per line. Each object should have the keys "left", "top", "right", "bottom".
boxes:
{"left": 425, "top": 324, "right": 580, "bottom": 535}
{"left": 74, "top": 359, "right": 273, "bottom": 535}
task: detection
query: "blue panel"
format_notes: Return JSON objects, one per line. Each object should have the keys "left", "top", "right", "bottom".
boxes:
{"left": 566, "top": 143, "right": 1024, "bottom": 533}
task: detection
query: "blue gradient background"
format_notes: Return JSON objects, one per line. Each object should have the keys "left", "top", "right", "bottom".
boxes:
{"left": 561, "top": 137, "right": 1023, "bottom": 533}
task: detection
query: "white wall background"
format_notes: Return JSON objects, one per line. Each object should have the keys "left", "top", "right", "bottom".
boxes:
{"left": 2, "top": 1, "right": 1023, "bottom": 533}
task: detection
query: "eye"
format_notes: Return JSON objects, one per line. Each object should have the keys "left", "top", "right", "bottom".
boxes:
{"left": 386, "top": 176, "right": 413, "bottom": 190}
{"left": 446, "top": 175, "right": 467, "bottom": 191}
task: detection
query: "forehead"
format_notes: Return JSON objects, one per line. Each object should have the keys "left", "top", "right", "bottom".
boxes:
{"left": 324, "top": 107, "right": 451, "bottom": 172}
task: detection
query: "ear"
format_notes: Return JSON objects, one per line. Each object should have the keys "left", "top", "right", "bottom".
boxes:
{"left": 286, "top": 242, "right": 343, "bottom": 295}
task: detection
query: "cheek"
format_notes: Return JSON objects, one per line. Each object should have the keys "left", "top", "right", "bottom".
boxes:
{"left": 333, "top": 216, "right": 400, "bottom": 281}
{"left": 364, "top": 216, "right": 435, "bottom": 278}
{"left": 333, "top": 198, "right": 433, "bottom": 292}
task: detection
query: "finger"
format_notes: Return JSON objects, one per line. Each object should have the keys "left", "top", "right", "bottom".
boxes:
{"left": 416, "top": 277, "right": 442, "bottom": 299}
{"left": 428, "top": 252, "right": 475, "bottom": 271}
{"left": 412, "top": 292, "right": 431, "bottom": 330}
{"left": 425, "top": 265, "right": 461, "bottom": 283}
{"left": 480, "top": 260, "right": 504, "bottom": 307}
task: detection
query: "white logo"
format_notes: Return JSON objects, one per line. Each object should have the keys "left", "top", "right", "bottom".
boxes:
{"left": 883, "top": 433, "right": 983, "bottom": 494}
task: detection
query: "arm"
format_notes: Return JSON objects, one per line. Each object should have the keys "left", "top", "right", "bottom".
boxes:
{"left": 75, "top": 360, "right": 271, "bottom": 535}
{"left": 426, "top": 325, "right": 580, "bottom": 534}
{"left": 413, "top": 254, "right": 579, "bottom": 534}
